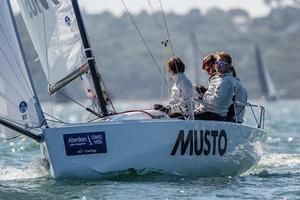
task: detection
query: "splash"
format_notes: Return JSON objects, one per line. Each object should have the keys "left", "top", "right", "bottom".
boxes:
{"left": 247, "top": 153, "right": 300, "bottom": 176}
{"left": 0, "top": 158, "right": 49, "bottom": 181}
{"left": 259, "top": 153, "right": 300, "bottom": 168}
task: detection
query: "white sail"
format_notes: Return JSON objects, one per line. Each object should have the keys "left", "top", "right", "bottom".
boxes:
{"left": 0, "top": 0, "right": 45, "bottom": 135}
{"left": 17, "top": 0, "right": 114, "bottom": 117}
{"left": 16, "top": 0, "right": 87, "bottom": 88}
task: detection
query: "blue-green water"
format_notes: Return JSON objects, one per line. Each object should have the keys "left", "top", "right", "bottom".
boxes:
{"left": 1, "top": 100, "right": 300, "bottom": 200}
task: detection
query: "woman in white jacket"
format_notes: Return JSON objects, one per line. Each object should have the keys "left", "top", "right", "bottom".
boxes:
{"left": 154, "top": 57, "right": 193, "bottom": 119}
{"left": 195, "top": 52, "right": 235, "bottom": 121}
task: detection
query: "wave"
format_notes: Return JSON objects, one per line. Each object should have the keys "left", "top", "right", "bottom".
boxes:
{"left": 246, "top": 153, "right": 300, "bottom": 177}
{"left": 0, "top": 158, "right": 49, "bottom": 181}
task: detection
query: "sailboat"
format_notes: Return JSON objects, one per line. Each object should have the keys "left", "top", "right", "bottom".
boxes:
{"left": 0, "top": 0, "right": 266, "bottom": 178}
{"left": 255, "top": 44, "right": 278, "bottom": 101}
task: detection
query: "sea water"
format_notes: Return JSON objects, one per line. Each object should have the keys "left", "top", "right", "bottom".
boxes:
{"left": 0, "top": 100, "right": 300, "bottom": 200}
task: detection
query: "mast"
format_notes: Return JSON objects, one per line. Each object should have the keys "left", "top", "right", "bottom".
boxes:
{"left": 71, "top": 0, "right": 108, "bottom": 116}
{"left": 8, "top": 0, "right": 47, "bottom": 127}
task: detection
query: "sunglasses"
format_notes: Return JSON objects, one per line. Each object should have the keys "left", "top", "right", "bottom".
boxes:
{"left": 214, "top": 60, "right": 228, "bottom": 67}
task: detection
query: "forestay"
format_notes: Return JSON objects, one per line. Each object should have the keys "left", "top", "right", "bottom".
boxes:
{"left": 17, "top": 0, "right": 88, "bottom": 92}
{"left": 0, "top": 0, "right": 45, "bottom": 135}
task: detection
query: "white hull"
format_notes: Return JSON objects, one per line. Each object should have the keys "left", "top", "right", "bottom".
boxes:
{"left": 41, "top": 113, "right": 266, "bottom": 178}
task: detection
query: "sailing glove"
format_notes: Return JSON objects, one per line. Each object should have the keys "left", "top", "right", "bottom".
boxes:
{"left": 154, "top": 104, "right": 171, "bottom": 114}
{"left": 195, "top": 85, "right": 207, "bottom": 94}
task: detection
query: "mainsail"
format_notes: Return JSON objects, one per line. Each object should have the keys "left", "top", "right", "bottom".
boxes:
{"left": 255, "top": 44, "right": 277, "bottom": 101}
{"left": 0, "top": 0, "right": 45, "bottom": 135}
{"left": 17, "top": 0, "right": 88, "bottom": 93}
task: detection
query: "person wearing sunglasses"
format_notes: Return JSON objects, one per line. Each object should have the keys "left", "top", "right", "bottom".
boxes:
{"left": 194, "top": 52, "right": 235, "bottom": 121}
{"left": 154, "top": 57, "right": 193, "bottom": 119}
{"left": 214, "top": 52, "right": 248, "bottom": 123}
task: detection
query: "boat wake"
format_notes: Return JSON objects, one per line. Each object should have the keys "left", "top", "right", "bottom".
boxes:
{"left": 246, "top": 153, "right": 300, "bottom": 177}
{"left": 0, "top": 158, "right": 49, "bottom": 181}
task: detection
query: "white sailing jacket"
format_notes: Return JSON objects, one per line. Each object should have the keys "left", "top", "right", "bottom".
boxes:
{"left": 234, "top": 78, "right": 248, "bottom": 123}
{"left": 169, "top": 73, "right": 193, "bottom": 117}
{"left": 196, "top": 72, "right": 235, "bottom": 117}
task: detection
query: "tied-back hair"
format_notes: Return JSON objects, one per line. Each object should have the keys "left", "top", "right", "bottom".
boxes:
{"left": 231, "top": 66, "right": 237, "bottom": 78}
{"left": 167, "top": 57, "right": 185, "bottom": 74}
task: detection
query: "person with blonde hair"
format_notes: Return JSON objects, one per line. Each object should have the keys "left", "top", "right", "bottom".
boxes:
{"left": 154, "top": 57, "right": 193, "bottom": 119}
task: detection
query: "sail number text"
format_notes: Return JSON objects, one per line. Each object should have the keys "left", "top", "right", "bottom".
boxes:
{"left": 22, "top": 0, "right": 60, "bottom": 18}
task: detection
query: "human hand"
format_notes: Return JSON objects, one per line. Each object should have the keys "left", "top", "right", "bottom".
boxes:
{"left": 154, "top": 104, "right": 171, "bottom": 114}
{"left": 195, "top": 85, "right": 207, "bottom": 94}
{"left": 154, "top": 104, "right": 164, "bottom": 110}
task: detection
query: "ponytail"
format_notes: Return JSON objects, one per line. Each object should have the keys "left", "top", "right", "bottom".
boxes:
{"left": 231, "top": 66, "right": 237, "bottom": 78}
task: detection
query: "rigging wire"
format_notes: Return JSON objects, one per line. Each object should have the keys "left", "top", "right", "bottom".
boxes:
{"left": 80, "top": 75, "right": 101, "bottom": 113}
{"left": 145, "top": 0, "right": 178, "bottom": 94}
{"left": 43, "top": 112, "right": 67, "bottom": 125}
{"left": 57, "top": 91, "right": 102, "bottom": 118}
{"left": 146, "top": 0, "right": 168, "bottom": 44}
{"left": 158, "top": 0, "right": 175, "bottom": 57}
{"left": 121, "top": 0, "right": 170, "bottom": 88}
{"left": 0, "top": 133, "right": 21, "bottom": 141}
{"left": 157, "top": 0, "right": 180, "bottom": 85}
{"left": 148, "top": 0, "right": 183, "bottom": 108}
{"left": 80, "top": 73, "right": 117, "bottom": 115}
{"left": 249, "top": 105, "right": 259, "bottom": 127}
{"left": 45, "top": 118, "right": 68, "bottom": 125}
{"left": 145, "top": 0, "right": 174, "bottom": 98}
{"left": 97, "top": 74, "right": 117, "bottom": 113}
{"left": 57, "top": 91, "right": 86, "bottom": 109}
